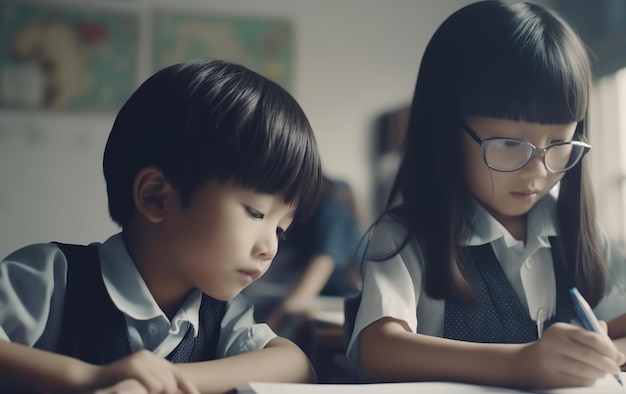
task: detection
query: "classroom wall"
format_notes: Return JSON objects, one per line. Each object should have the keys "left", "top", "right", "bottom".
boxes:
{"left": 0, "top": 0, "right": 550, "bottom": 259}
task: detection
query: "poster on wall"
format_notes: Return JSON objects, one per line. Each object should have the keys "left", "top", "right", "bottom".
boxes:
{"left": 154, "top": 11, "right": 293, "bottom": 92}
{"left": 0, "top": 2, "right": 139, "bottom": 111}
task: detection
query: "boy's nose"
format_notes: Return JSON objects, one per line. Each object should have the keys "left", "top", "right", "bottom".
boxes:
{"left": 254, "top": 232, "right": 278, "bottom": 261}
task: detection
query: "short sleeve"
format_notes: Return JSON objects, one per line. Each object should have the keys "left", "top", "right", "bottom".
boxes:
{"left": 0, "top": 243, "right": 68, "bottom": 350}
{"left": 345, "top": 215, "right": 424, "bottom": 375}
{"left": 217, "top": 293, "right": 277, "bottom": 358}
{"left": 594, "top": 226, "right": 626, "bottom": 321}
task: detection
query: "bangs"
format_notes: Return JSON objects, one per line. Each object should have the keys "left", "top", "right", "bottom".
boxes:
{"left": 228, "top": 102, "right": 322, "bottom": 221}
{"left": 185, "top": 79, "right": 321, "bottom": 221}
{"left": 460, "top": 4, "right": 590, "bottom": 125}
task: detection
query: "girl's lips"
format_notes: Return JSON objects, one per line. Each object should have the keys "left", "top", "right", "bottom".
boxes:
{"left": 511, "top": 191, "right": 538, "bottom": 202}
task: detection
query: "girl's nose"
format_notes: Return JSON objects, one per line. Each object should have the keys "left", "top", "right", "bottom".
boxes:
{"left": 520, "top": 155, "right": 548, "bottom": 179}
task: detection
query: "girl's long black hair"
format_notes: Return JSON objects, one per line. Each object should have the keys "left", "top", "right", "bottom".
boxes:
{"left": 374, "top": 1, "right": 603, "bottom": 306}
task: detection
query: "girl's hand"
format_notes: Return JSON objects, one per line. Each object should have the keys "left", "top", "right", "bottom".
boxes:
{"left": 93, "top": 350, "right": 200, "bottom": 394}
{"left": 516, "top": 322, "right": 625, "bottom": 388}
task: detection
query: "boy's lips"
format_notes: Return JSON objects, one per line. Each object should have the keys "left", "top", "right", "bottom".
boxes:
{"left": 238, "top": 268, "right": 262, "bottom": 280}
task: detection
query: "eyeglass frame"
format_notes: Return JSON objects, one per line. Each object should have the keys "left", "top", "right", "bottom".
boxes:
{"left": 462, "top": 123, "right": 592, "bottom": 173}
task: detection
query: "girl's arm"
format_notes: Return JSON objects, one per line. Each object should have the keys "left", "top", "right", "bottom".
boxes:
{"left": 360, "top": 316, "right": 623, "bottom": 389}
{"left": 179, "top": 336, "right": 316, "bottom": 394}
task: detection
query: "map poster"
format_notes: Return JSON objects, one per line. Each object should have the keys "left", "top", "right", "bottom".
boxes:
{"left": 154, "top": 11, "right": 293, "bottom": 92}
{"left": 0, "top": 2, "right": 139, "bottom": 111}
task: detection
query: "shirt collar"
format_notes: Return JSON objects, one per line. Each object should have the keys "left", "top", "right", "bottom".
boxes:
{"left": 465, "top": 195, "right": 558, "bottom": 248}
{"left": 98, "top": 233, "right": 201, "bottom": 337}
{"left": 526, "top": 195, "right": 558, "bottom": 249}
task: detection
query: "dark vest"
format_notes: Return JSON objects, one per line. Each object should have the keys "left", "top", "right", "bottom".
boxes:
{"left": 54, "top": 242, "right": 227, "bottom": 364}
{"left": 443, "top": 237, "right": 576, "bottom": 343}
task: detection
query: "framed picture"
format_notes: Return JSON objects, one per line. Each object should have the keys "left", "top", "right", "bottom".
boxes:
{"left": 154, "top": 11, "right": 293, "bottom": 92}
{"left": 0, "top": 2, "right": 139, "bottom": 111}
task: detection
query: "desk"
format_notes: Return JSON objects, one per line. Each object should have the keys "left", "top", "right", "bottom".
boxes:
{"left": 305, "top": 314, "right": 349, "bottom": 383}
{"left": 282, "top": 296, "right": 356, "bottom": 383}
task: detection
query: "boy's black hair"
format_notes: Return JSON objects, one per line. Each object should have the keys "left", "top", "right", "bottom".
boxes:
{"left": 382, "top": 1, "right": 604, "bottom": 305}
{"left": 103, "top": 59, "right": 322, "bottom": 227}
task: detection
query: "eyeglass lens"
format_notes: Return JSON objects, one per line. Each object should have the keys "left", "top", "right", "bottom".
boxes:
{"left": 483, "top": 139, "right": 585, "bottom": 172}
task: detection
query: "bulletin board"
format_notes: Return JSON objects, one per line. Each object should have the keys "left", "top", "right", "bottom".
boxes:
{"left": 0, "top": 2, "right": 139, "bottom": 111}
{"left": 0, "top": 2, "right": 293, "bottom": 111}
{"left": 154, "top": 11, "right": 293, "bottom": 91}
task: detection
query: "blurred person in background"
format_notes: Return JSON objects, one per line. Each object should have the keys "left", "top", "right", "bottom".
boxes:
{"left": 245, "top": 175, "right": 363, "bottom": 337}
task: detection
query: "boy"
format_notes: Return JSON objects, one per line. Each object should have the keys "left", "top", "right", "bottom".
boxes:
{"left": 0, "top": 59, "right": 321, "bottom": 393}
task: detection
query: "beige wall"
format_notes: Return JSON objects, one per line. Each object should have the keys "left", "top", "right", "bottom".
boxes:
{"left": 0, "top": 0, "right": 552, "bottom": 258}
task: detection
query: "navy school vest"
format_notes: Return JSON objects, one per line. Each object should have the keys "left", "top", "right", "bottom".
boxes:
{"left": 443, "top": 237, "right": 576, "bottom": 343}
{"left": 54, "top": 242, "right": 227, "bottom": 364}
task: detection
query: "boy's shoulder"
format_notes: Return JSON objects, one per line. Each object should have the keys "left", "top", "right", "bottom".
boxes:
{"left": 51, "top": 242, "right": 100, "bottom": 261}
{"left": 0, "top": 242, "right": 76, "bottom": 299}
{"left": 2, "top": 241, "right": 105, "bottom": 270}
{"left": 3, "top": 242, "right": 66, "bottom": 263}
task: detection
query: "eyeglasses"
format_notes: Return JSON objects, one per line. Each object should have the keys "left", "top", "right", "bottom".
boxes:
{"left": 463, "top": 124, "right": 591, "bottom": 173}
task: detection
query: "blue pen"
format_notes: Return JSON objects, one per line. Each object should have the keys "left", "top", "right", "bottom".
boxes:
{"left": 570, "top": 287, "right": 623, "bottom": 386}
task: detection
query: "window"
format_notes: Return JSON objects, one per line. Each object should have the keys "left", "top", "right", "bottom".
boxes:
{"left": 589, "top": 67, "right": 626, "bottom": 250}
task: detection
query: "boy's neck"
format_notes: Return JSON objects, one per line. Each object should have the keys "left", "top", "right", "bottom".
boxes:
{"left": 122, "top": 227, "right": 193, "bottom": 321}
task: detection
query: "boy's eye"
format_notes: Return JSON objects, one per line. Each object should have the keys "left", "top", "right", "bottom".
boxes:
{"left": 246, "top": 206, "right": 264, "bottom": 219}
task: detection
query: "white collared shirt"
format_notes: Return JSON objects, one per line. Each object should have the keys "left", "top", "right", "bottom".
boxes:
{"left": 0, "top": 233, "right": 276, "bottom": 359}
{"left": 466, "top": 197, "right": 558, "bottom": 330}
{"left": 346, "top": 195, "right": 626, "bottom": 374}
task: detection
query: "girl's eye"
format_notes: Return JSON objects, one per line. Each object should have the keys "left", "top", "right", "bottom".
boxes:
{"left": 276, "top": 228, "right": 287, "bottom": 241}
{"left": 246, "top": 206, "right": 264, "bottom": 219}
{"left": 498, "top": 139, "right": 522, "bottom": 148}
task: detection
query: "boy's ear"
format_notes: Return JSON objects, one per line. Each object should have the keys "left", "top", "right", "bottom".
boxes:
{"left": 133, "top": 167, "right": 173, "bottom": 223}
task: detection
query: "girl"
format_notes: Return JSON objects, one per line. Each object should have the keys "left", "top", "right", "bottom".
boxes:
{"left": 346, "top": 1, "right": 626, "bottom": 390}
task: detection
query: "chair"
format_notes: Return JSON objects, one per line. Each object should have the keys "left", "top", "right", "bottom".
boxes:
{"left": 342, "top": 291, "right": 362, "bottom": 351}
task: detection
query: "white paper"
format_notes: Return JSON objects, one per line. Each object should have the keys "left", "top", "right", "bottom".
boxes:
{"left": 237, "top": 373, "right": 626, "bottom": 394}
